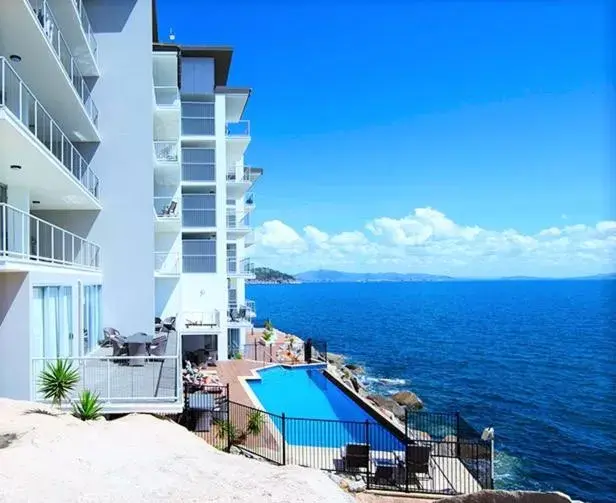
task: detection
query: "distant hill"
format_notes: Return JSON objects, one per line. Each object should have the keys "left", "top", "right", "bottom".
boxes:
{"left": 295, "top": 269, "right": 453, "bottom": 283}
{"left": 250, "top": 267, "right": 298, "bottom": 284}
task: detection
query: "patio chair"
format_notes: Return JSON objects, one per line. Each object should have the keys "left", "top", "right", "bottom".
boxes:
{"left": 102, "top": 327, "right": 121, "bottom": 347}
{"left": 206, "top": 351, "right": 218, "bottom": 367}
{"left": 149, "top": 334, "right": 168, "bottom": 357}
{"left": 397, "top": 445, "right": 432, "bottom": 486}
{"left": 238, "top": 307, "right": 247, "bottom": 319}
{"left": 162, "top": 316, "right": 176, "bottom": 331}
{"left": 340, "top": 443, "right": 370, "bottom": 472}
{"left": 109, "top": 335, "right": 128, "bottom": 356}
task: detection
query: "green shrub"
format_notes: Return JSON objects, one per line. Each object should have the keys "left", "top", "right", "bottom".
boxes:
{"left": 38, "top": 360, "right": 80, "bottom": 407}
{"left": 72, "top": 390, "right": 103, "bottom": 421}
{"left": 246, "top": 411, "right": 264, "bottom": 436}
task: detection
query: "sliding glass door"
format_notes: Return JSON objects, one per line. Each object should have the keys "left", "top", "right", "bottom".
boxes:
{"left": 31, "top": 286, "right": 73, "bottom": 358}
{"left": 82, "top": 285, "right": 102, "bottom": 355}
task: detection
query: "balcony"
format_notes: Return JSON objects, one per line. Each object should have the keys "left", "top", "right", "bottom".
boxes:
{"left": 0, "top": 58, "right": 100, "bottom": 208}
{"left": 154, "top": 86, "right": 180, "bottom": 109}
{"left": 31, "top": 331, "right": 181, "bottom": 414}
{"left": 179, "top": 310, "right": 221, "bottom": 333}
{"left": 228, "top": 300, "right": 256, "bottom": 326}
{"left": 227, "top": 257, "right": 255, "bottom": 278}
{"left": 154, "top": 251, "right": 180, "bottom": 277}
{"left": 245, "top": 192, "right": 255, "bottom": 211}
{"left": 153, "top": 196, "right": 180, "bottom": 232}
{"left": 226, "top": 165, "right": 262, "bottom": 198}
{"left": 226, "top": 120, "right": 251, "bottom": 160}
{"left": 0, "top": 203, "right": 101, "bottom": 271}
{"left": 47, "top": 0, "right": 99, "bottom": 75}
{"left": 154, "top": 141, "right": 179, "bottom": 164}
{"left": 0, "top": 0, "right": 99, "bottom": 140}
{"left": 244, "top": 231, "right": 256, "bottom": 248}
{"left": 226, "top": 209, "right": 251, "bottom": 237}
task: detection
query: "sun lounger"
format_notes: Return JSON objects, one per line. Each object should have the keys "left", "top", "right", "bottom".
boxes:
{"left": 149, "top": 333, "right": 168, "bottom": 356}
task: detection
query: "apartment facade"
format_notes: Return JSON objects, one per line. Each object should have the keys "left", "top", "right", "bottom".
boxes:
{"left": 0, "top": 0, "right": 259, "bottom": 413}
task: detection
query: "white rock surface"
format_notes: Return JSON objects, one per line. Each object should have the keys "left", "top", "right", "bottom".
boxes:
{"left": 0, "top": 399, "right": 354, "bottom": 503}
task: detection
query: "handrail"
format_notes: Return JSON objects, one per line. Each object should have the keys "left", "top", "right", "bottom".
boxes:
{"left": 71, "top": 0, "right": 98, "bottom": 62}
{"left": 0, "top": 203, "right": 101, "bottom": 269}
{"left": 0, "top": 57, "right": 100, "bottom": 198}
{"left": 27, "top": 0, "right": 98, "bottom": 125}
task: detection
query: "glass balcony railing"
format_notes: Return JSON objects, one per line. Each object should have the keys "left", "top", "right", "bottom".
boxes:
{"left": 226, "top": 120, "right": 250, "bottom": 137}
{"left": 154, "top": 251, "right": 180, "bottom": 275}
{"left": 27, "top": 0, "right": 98, "bottom": 126}
{"left": 153, "top": 141, "right": 179, "bottom": 163}
{"left": 0, "top": 203, "right": 101, "bottom": 269}
{"left": 227, "top": 257, "right": 254, "bottom": 276}
{"left": 0, "top": 58, "right": 100, "bottom": 198}
{"left": 70, "top": 0, "right": 98, "bottom": 62}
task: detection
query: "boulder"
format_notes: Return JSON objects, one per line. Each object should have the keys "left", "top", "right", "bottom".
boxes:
{"left": 436, "top": 490, "right": 575, "bottom": 503}
{"left": 367, "top": 394, "right": 406, "bottom": 421}
{"left": 392, "top": 391, "right": 424, "bottom": 410}
{"left": 327, "top": 353, "right": 345, "bottom": 366}
{"left": 346, "top": 479, "right": 366, "bottom": 493}
{"left": 344, "top": 364, "right": 364, "bottom": 374}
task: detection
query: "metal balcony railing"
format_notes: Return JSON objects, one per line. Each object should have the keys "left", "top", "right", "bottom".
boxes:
{"left": 226, "top": 209, "right": 251, "bottom": 230}
{"left": 227, "top": 257, "right": 254, "bottom": 276}
{"left": 70, "top": 0, "right": 98, "bottom": 62}
{"left": 154, "top": 252, "right": 180, "bottom": 275}
{"left": 0, "top": 58, "right": 100, "bottom": 198}
{"left": 0, "top": 203, "right": 101, "bottom": 270}
{"left": 27, "top": 0, "right": 98, "bottom": 125}
{"left": 154, "top": 141, "right": 179, "bottom": 163}
{"left": 180, "top": 310, "right": 221, "bottom": 330}
{"left": 226, "top": 120, "right": 250, "bottom": 136}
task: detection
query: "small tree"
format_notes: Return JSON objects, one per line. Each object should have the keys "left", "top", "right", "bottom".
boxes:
{"left": 246, "top": 411, "right": 264, "bottom": 436}
{"left": 38, "top": 360, "right": 80, "bottom": 408}
{"left": 262, "top": 319, "right": 274, "bottom": 343}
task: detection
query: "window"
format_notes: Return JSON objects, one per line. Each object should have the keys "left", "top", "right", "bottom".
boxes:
{"left": 31, "top": 286, "right": 73, "bottom": 359}
{"left": 83, "top": 285, "right": 102, "bottom": 354}
{"left": 182, "top": 236, "right": 216, "bottom": 273}
{"left": 182, "top": 147, "right": 215, "bottom": 182}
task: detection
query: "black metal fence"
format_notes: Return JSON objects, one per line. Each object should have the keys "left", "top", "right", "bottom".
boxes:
{"left": 174, "top": 389, "right": 493, "bottom": 496}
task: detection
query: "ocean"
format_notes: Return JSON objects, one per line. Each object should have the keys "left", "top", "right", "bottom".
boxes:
{"left": 247, "top": 280, "right": 616, "bottom": 503}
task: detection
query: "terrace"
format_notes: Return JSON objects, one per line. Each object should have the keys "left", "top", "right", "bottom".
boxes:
{"left": 31, "top": 330, "right": 182, "bottom": 413}
{"left": 175, "top": 330, "right": 493, "bottom": 497}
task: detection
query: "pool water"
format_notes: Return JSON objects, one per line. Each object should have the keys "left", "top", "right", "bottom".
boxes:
{"left": 247, "top": 365, "right": 404, "bottom": 449}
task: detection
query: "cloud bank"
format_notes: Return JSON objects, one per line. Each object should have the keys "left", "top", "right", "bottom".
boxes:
{"left": 250, "top": 208, "right": 616, "bottom": 278}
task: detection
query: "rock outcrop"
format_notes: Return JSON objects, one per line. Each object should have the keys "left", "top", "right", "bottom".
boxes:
{"left": 436, "top": 490, "right": 578, "bottom": 503}
{"left": 0, "top": 399, "right": 354, "bottom": 503}
{"left": 392, "top": 390, "right": 424, "bottom": 410}
{"left": 367, "top": 394, "right": 406, "bottom": 420}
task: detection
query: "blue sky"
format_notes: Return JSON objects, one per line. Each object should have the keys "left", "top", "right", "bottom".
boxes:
{"left": 158, "top": 0, "right": 614, "bottom": 277}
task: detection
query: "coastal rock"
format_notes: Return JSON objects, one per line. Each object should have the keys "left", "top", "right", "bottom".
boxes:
{"left": 327, "top": 353, "right": 345, "bottom": 366}
{"left": 344, "top": 364, "right": 364, "bottom": 374}
{"left": 367, "top": 394, "right": 406, "bottom": 421}
{"left": 392, "top": 391, "right": 424, "bottom": 410}
{"left": 436, "top": 490, "right": 575, "bottom": 503}
{"left": 346, "top": 479, "right": 366, "bottom": 493}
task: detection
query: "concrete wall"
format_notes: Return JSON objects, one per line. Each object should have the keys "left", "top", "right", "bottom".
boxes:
{"left": 87, "top": 0, "right": 154, "bottom": 335}
{"left": 0, "top": 272, "right": 31, "bottom": 399}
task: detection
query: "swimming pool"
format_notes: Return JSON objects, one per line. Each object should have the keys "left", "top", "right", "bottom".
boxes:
{"left": 247, "top": 364, "right": 405, "bottom": 449}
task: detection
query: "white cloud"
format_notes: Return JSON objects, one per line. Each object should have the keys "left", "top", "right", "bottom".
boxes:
{"left": 249, "top": 208, "right": 616, "bottom": 278}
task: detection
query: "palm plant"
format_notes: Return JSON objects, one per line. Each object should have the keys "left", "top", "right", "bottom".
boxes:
{"left": 38, "top": 360, "right": 79, "bottom": 407}
{"left": 72, "top": 390, "right": 103, "bottom": 421}
{"left": 246, "top": 411, "right": 264, "bottom": 436}
{"left": 214, "top": 418, "right": 243, "bottom": 445}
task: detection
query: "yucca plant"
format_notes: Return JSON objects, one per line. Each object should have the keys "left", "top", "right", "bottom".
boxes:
{"left": 214, "top": 418, "right": 243, "bottom": 445}
{"left": 38, "top": 360, "right": 79, "bottom": 408}
{"left": 246, "top": 411, "right": 264, "bottom": 437}
{"left": 72, "top": 390, "right": 103, "bottom": 421}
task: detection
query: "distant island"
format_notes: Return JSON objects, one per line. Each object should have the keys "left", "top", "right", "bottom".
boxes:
{"left": 249, "top": 267, "right": 300, "bottom": 284}
{"left": 295, "top": 270, "right": 453, "bottom": 283}
{"left": 248, "top": 268, "right": 616, "bottom": 284}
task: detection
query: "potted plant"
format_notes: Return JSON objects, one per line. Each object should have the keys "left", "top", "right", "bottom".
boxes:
{"left": 262, "top": 319, "right": 274, "bottom": 345}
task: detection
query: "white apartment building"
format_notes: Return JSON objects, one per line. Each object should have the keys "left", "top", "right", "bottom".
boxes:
{"left": 0, "top": 0, "right": 260, "bottom": 413}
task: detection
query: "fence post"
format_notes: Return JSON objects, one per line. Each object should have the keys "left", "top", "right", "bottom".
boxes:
{"left": 404, "top": 408, "right": 409, "bottom": 493}
{"left": 254, "top": 341, "right": 257, "bottom": 361}
{"left": 365, "top": 420, "right": 370, "bottom": 490}
{"left": 226, "top": 401, "right": 232, "bottom": 453}
{"left": 456, "top": 412, "right": 461, "bottom": 458}
{"left": 281, "top": 413, "right": 286, "bottom": 465}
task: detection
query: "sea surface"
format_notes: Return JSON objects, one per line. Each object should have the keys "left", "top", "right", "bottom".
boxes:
{"left": 247, "top": 280, "right": 616, "bottom": 503}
